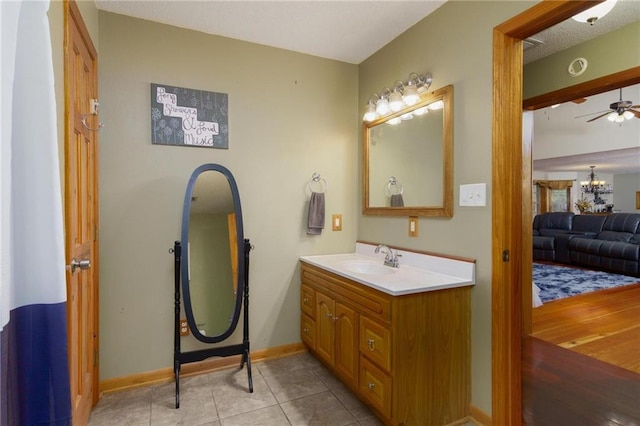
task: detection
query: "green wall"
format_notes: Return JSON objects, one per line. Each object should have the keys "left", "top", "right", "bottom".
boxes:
{"left": 524, "top": 21, "right": 640, "bottom": 99}
{"left": 358, "top": 1, "right": 534, "bottom": 414}
{"left": 97, "top": 12, "right": 359, "bottom": 379}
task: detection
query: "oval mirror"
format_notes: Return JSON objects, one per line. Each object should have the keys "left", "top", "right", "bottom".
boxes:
{"left": 181, "top": 164, "right": 244, "bottom": 343}
{"left": 363, "top": 84, "right": 453, "bottom": 217}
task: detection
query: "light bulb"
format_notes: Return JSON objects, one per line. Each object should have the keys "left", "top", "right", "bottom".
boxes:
{"left": 428, "top": 100, "right": 444, "bottom": 110}
{"left": 389, "top": 91, "right": 404, "bottom": 112}
{"left": 615, "top": 114, "right": 624, "bottom": 123}
{"left": 607, "top": 112, "right": 618, "bottom": 122}
{"left": 413, "top": 106, "right": 429, "bottom": 116}
{"left": 400, "top": 113, "right": 413, "bottom": 121}
{"left": 363, "top": 102, "right": 377, "bottom": 122}
{"left": 403, "top": 85, "right": 419, "bottom": 106}
{"left": 623, "top": 110, "right": 634, "bottom": 120}
{"left": 388, "top": 117, "right": 401, "bottom": 125}
{"left": 376, "top": 98, "right": 390, "bottom": 116}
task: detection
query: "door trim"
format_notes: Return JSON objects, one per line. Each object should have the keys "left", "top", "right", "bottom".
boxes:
{"left": 491, "top": 1, "right": 603, "bottom": 424}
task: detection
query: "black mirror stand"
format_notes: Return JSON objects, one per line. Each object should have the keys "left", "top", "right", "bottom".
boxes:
{"left": 171, "top": 239, "right": 253, "bottom": 409}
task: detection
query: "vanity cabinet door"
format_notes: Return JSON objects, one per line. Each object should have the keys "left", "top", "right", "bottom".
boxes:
{"left": 334, "top": 302, "right": 358, "bottom": 389}
{"left": 315, "top": 292, "right": 335, "bottom": 366}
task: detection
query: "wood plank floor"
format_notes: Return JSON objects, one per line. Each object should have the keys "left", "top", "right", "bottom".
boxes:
{"left": 523, "top": 337, "right": 640, "bottom": 425}
{"left": 532, "top": 283, "right": 640, "bottom": 373}
{"left": 524, "top": 283, "right": 640, "bottom": 424}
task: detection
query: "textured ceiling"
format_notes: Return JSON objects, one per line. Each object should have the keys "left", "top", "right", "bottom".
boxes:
{"left": 524, "top": 0, "right": 640, "bottom": 64}
{"left": 94, "top": 0, "right": 446, "bottom": 64}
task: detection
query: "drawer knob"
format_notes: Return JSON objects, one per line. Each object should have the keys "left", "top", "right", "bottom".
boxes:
{"left": 367, "top": 383, "right": 375, "bottom": 389}
{"left": 367, "top": 339, "right": 375, "bottom": 351}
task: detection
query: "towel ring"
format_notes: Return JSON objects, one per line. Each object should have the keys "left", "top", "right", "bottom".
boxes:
{"left": 385, "top": 176, "right": 403, "bottom": 196}
{"left": 81, "top": 114, "right": 104, "bottom": 132}
{"left": 307, "top": 172, "right": 328, "bottom": 194}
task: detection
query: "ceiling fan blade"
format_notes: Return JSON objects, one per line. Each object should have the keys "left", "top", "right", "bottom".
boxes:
{"left": 571, "top": 98, "right": 587, "bottom": 104}
{"left": 630, "top": 105, "right": 640, "bottom": 109}
{"left": 574, "top": 109, "right": 609, "bottom": 119}
{"left": 586, "top": 112, "right": 610, "bottom": 122}
{"left": 630, "top": 109, "right": 640, "bottom": 119}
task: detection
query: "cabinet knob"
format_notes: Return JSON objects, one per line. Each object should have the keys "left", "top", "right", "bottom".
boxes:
{"left": 303, "top": 327, "right": 309, "bottom": 334}
{"left": 367, "top": 339, "right": 375, "bottom": 351}
{"left": 327, "top": 312, "right": 333, "bottom": 318}
{"left": 367, "top": 383, "right": 375, "bottom": 389}
{"left": 303, "top": 297, "right": 310, "bottom": 304}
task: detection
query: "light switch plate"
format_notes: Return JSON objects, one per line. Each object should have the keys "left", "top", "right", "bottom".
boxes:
{"left": 332, "top": 214, "right": 342, "bottom": 231}
{"left": 409, "top": 216, "right": 419, "bottom": 237}
{"left": 459, "top": 183, "right": 487, "bottom": 207}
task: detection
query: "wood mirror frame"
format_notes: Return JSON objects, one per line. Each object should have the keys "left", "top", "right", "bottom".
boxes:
{"left": 362, "top": 85, "right": 454, "bottom": 217}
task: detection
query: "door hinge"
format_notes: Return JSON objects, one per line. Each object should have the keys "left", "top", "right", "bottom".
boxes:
{"left": 502, "top": 250, "right": 510, "bottom": 262}
{"left": 94, "top": 224, "right": 99, "bottom": 241}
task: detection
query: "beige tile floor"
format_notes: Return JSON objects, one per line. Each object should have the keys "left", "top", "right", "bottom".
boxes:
{"left": 88, "top": 352, "right": 386, "bottom": 426}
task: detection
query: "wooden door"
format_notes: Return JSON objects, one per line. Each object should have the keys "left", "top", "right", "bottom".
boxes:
{"left": 334, "top": 302, "right": 358, "bottom": 388}
{"left": 315, "top": 292, "right": 335, "bottom": 366}
{"left": 64, "top": 1, "right": 99, "bottom": 424}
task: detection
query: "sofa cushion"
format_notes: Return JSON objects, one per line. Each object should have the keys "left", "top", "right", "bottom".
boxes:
{"left": 602, "top": 213, "right": 640, "bottom": 234}
{"left": 598, "top": 241, "right": 640, "bottom": 261}
{"left": 569, "top": 237, "right": 603, "bottom": 255}
{"left": 538, "top": 212, "right": 574, "bottom": 231}
{"left": 572, "top": 214, "right": 607, "bottom": 233}
{"left": 597, "top": 230, "right": 634, "bottom": 243}
{"left": 533, "top": 236, "right": 554, "bottom": 250}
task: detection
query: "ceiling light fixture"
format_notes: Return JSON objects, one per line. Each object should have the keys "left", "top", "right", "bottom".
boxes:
{"left": 580, "top": 165, "right": 613, "bottom": 204}
{"left": 362, "top": 71, "right": 432, "bottom": 122}
{"left": 572, "top": 0, "right": 617, "bottom": 25}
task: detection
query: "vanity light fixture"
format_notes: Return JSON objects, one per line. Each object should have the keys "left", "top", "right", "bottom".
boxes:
{"left": 363, "top": 71, "right": 433, "bottom": 122}
{"left": 363, "top": 97, "right": 377, "bottom": 122}
{"left": 572, "top": 0, "right": 617, "bottom": 25}
{"left": 376, "top": 88, "right": 391, "bottom": 116}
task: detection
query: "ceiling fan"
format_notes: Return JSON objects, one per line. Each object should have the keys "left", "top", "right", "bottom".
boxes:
{"left": 576, "top": 88, "right": 640, "bottom": 123}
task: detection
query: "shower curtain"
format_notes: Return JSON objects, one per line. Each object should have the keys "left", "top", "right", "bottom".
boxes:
{"left": 1, "top": 0, "right": 72, "bottom": 424}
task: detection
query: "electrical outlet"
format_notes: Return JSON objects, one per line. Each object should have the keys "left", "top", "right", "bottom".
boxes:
{"left": 180, "top": 319, "right": 189, "bottom": 336}
{"left": 332, "top": 214, "right": 342, "bottom": 231}
{"left": 409, "top": 216, "right": 419, "bottom": 237}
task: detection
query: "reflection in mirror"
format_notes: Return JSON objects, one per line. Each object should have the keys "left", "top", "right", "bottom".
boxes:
{"left": 363, "top": 85, "right": 453, "bottom": 217}
{"left": 181, "top": 164, "right": 244, "bottom": 343}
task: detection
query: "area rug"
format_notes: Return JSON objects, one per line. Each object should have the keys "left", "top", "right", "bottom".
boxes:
{"left": 533, "top": 263, "right": 640, "bottom": 303}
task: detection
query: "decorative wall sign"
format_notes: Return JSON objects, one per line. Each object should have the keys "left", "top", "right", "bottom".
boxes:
{"left": 150, "top": 83, "right": 228, "bottom": 148}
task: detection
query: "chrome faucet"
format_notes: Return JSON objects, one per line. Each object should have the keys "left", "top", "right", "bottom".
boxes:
{"left": 375, "top": 244, "right": 401, "bottom": 268}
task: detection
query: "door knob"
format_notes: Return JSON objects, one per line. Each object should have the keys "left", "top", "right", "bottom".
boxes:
{"left": 68, "top": 258, "right": 91, "bottom": 273}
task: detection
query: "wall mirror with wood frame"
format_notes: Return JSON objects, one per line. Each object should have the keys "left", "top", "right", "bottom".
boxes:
{"left": 363, "top": 84, "right": 453, "bottom": 217}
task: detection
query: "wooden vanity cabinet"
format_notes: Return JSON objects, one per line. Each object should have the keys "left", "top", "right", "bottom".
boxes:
{"left": 300, "top": 262, "right": 470, "bottom": 425}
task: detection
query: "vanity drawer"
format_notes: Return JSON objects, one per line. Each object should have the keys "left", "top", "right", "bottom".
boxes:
{"left": 301, "top": 314, "right": 316, "bottom": 350}
{"left": 301, "top": 284, "right": 316, "bottom": 318}
{"left": 359, "top": 356, "right": 392, "bottom": 419}
{"left": 360, "top": 316, "right": 391, "bottom": 372}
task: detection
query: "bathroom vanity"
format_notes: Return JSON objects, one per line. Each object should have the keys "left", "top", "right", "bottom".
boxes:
{"left": 300, "top": 242, "right": 475, "bottom": 425}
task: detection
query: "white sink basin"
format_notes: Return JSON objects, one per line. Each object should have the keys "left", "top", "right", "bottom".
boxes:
{"left": 338, "top": 261, "right": 395, "bottom": 276}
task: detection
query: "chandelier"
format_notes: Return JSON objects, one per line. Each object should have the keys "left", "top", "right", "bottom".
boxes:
{"left": 580, "top": 165, "right": 613, "bottom": 204}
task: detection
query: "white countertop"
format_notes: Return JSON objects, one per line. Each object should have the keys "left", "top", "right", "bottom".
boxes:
{"left": 300, "top": 243, "right": 475, "bottom": 296}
